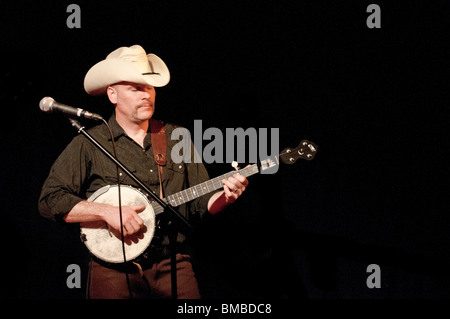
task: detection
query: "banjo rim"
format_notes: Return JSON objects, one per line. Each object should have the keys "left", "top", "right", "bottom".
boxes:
{"left": 80, "top": 184, "right": 156, "bottom": 263}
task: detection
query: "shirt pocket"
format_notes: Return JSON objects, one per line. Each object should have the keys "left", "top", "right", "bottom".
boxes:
{"left": 163, "top": 161, "right": 186, "bottom": 192}
{"left": 165, "top": 161, "right": 186, "bottom": 176}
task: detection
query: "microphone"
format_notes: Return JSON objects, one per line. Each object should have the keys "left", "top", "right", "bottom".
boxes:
{"left": 39, "top": 97, "right": 103, "bottom": 121}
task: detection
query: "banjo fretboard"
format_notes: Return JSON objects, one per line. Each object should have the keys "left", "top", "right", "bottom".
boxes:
{"left": 152, "top": 164, "right": 260, "bottom": 214}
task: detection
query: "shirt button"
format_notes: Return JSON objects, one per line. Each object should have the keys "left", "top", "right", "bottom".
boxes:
{"left": 150, "top": 169, "right": 153, "bottom": 173}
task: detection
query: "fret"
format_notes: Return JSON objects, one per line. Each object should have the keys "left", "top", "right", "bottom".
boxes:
{"left": 173, "top": 194, "right": 179, "bottom": 206}
{"left": 213, "top": 177, "right": 223, "bottom": 189}
{"left": 191, "top": 185, "right": 199, "bottom": 198}
{"left": 184, "top": 189, "right": 191, "bottom": 201}
{"left": 152, "top": 201, "right": 164, "bottom": 214}
{"left": 196, "top": 184, "right": 205, "bottom": 196}
{"left": 205, "top": 180, "right": 212, "bottom": 192}
{"left": 184, "top": 189, "right": 189, "bottom": 201}
{"left": 187, "top": 189, "right": 192, "bottom": 201}
{"left": 173, "top": 195, "right": 178, "bottom": 206}
{"left": 166, "top": 194, "right": 174, "bottom": 206}
{"left": 188, "top": 188, "right": 195, "bottom": 200}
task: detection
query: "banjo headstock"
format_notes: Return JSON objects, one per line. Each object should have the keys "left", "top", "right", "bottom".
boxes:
{"left": 280, "top": 140, "right": 318, "bottom": 164}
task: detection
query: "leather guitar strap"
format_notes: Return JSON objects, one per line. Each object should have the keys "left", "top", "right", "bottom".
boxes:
{"left": 130, "top": 119, "right": 167, "bottom": 277}
{"left": 149, "top": 119, "right": 167, "bottom": 199}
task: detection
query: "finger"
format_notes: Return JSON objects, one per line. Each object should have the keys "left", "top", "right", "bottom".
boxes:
{"left": 227, "top": 176, "right": 244, "bottom": 190}
{"left": 125, "top": 219, "right": 141, "bottom": 235}
{"left": 130, "top": 206, "right": 145, "bottom": 227}
{"left": 227, "top": 174, "right": 248, "bottom": 196}
{"left": 232, "top": 179, "right": 246, "bottom": 193}
{"left": 130, "top": 210, "right": 145, "bottom": 226}
{"left": 222, "top": 181, "right": 233, "bottom": 196}
{"left": 233, "top": 173, "right": 249, "bottom": 187}
{"left": 222, "top": 182, "right": 237, "bottom": 202}
{"left": 222, "top": 178, "right": 239, "bottom": 193}
{"left": 132, "top": 205, "right": 146, "bottom": 214}
{"left": 132, "top": 215, "right": 144, "bottom": 230}
{"left": 118, "top": 226, "right": 128, "bottom": 237}
{"left": 136, "top": 216, "right": 144, "bottom": 228}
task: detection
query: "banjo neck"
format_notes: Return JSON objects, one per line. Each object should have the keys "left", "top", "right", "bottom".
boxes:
{"left": 152, "top": 163, "right": 261, "bottom": 214}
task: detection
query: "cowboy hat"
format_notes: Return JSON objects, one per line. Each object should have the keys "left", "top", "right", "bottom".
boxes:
{"left": 84, "top": 45, "right": 170, "bottom": 96}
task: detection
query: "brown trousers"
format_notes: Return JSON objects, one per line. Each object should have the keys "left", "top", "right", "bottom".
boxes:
{"left": 87, "top": 254, "right": 201, "bottom": 299}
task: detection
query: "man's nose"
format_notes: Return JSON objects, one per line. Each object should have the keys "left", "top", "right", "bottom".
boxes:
{"left": 143, "top": 87, "right": 154, "bottom": 99}
{"left": 142, "top": 89, "right": 151, "bottom": 99}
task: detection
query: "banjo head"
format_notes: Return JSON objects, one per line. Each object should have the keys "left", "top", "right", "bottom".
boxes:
{"left": 80, "top": 185, "right": 155, "bottom": 263}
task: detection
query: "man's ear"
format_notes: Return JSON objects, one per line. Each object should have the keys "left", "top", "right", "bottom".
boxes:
{"left": 106, "top": 86, "right": 117, "bottom": 104}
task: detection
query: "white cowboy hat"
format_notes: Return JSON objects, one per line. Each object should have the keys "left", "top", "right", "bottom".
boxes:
{"left": 84, "top": 45, "right": 170, "bottom": 95}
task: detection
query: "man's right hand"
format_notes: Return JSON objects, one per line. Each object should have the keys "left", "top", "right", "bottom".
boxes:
{"left": 102, "top": 205, "right": 146, "bottom": 236}
{"left": 64, "top": 201, "right": 145, "bottom": 236}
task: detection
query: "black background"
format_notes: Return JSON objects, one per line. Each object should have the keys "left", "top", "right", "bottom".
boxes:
{"left": 1, "top": 0, "right": 449, "bottom": 302}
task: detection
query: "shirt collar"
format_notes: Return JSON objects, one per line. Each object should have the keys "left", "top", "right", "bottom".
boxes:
{"left": 106, "top": 113, "right": 127, "bottom": 141}
{"left": 106, "top": 112, "right": 153, "bottom": 143}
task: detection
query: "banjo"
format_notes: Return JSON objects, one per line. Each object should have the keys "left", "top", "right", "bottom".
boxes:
{"left": 80, "top": 140, "right": 318, "bottom": 263}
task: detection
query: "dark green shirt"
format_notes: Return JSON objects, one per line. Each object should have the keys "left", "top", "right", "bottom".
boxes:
{"left": 38, "top": 115, "right": 215, "bottom": 229}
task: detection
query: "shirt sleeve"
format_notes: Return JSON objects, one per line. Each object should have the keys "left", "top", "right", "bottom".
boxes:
{"left": 38, "top": 136, "right": 89, "bottom": 221}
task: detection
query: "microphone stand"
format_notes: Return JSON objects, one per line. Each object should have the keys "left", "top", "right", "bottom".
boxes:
{"left": 68, "top": 118, "right": 191, "bottom": 298}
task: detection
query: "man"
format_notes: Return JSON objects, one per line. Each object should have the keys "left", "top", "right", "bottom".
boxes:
{"left": 38, "top": 45, "right": 248, "bottom": 299}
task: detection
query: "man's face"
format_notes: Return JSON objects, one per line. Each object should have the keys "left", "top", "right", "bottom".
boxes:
{"left": 107, "top": 82, "right": 156, "bottom": 124}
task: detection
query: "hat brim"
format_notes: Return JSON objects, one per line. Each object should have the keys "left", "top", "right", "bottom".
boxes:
{"left": 84, "top": 53, "right": 170, "bottom": 96}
